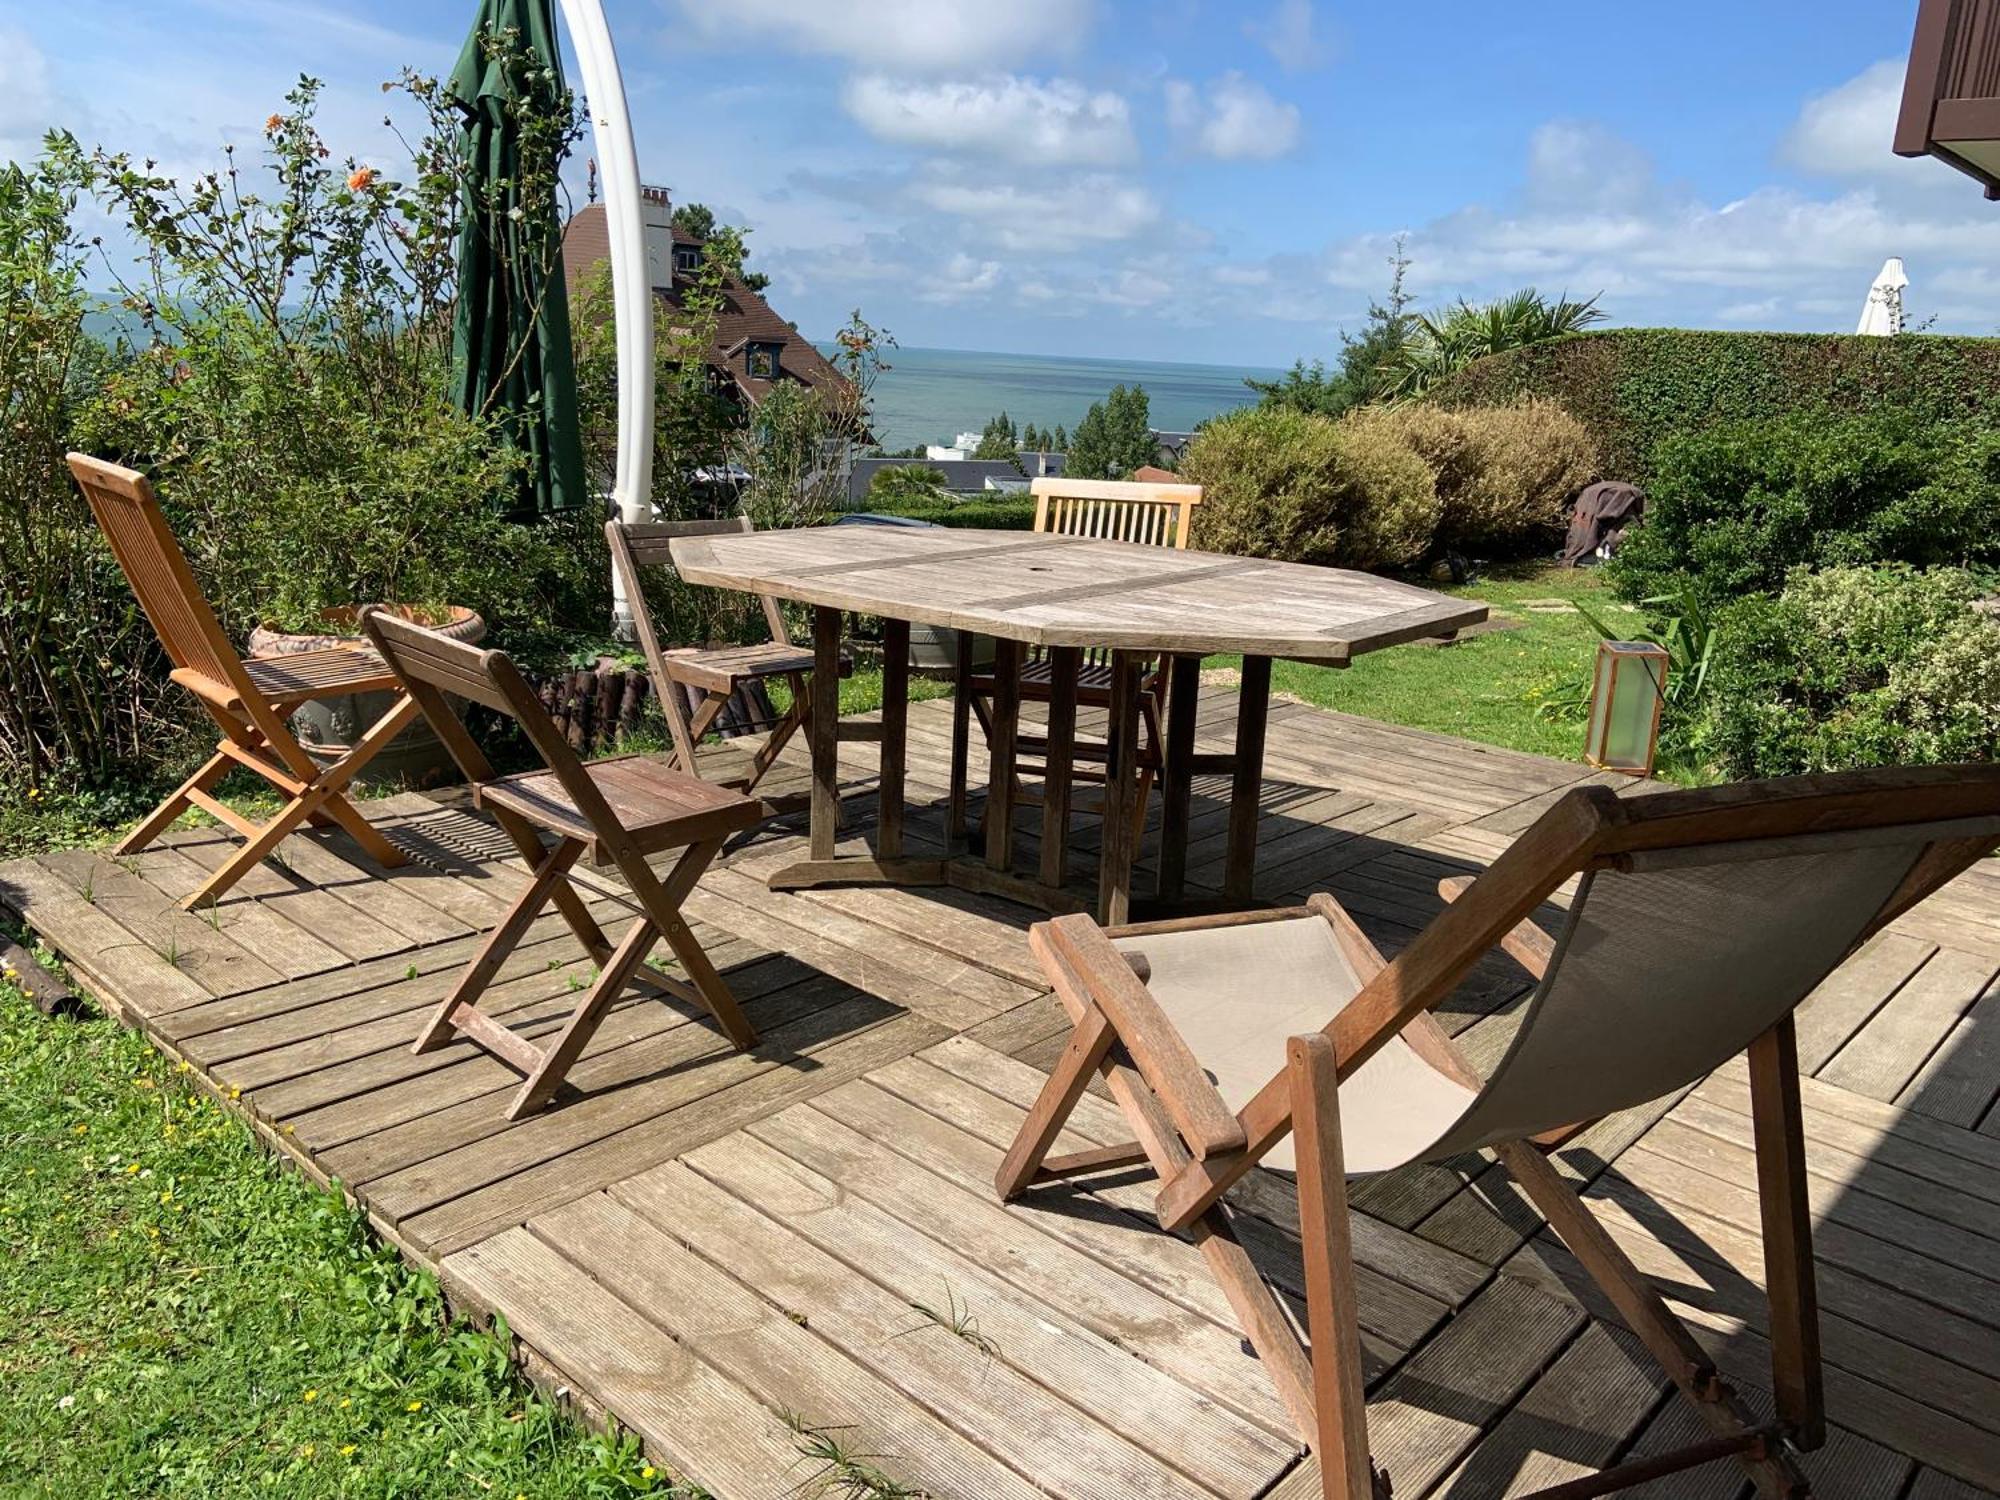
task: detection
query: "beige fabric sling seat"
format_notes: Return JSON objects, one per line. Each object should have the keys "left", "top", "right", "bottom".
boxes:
{"left": 996, "top": 766, "right": 2000, "bottom": 1500}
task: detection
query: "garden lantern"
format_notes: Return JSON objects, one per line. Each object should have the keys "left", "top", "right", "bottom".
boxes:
{"left": 1584, "top": 641, "right": 1669, "bottom": 776}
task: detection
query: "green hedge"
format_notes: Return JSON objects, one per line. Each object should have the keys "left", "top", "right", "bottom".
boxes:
{"left": 1427, "top": 329, "right": 2000, "bottom": 478}
{"left": 845, "top": 495, "right": 1037, "bottom": 529}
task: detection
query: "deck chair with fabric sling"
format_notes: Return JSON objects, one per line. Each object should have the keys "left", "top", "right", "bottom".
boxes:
{"left": 996, "top": 764, "right": 2000, "bottom": 1499}
{"left": 950, "top": 476, "right": 1203, "bottom": 860}
{"left": 607, "top": 516, "right": 850, "bottom": 802}
{"left": 359, "top": 607, "right": 765, "bottom": 1120}
{"left": 67, "top": 453, "right": 421, "bottom": 911}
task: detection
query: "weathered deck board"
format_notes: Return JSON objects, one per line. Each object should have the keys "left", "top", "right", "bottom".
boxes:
{"left": 7, "top": 684, "right": 2000, "bottom": 1496}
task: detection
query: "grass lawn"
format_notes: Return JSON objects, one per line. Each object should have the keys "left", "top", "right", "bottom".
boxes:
{"left": 1212, "top": 562, "right": 1634, "bottom": 767}
{"left": 0, "top": 980, "right": 697, "bottom": 1499}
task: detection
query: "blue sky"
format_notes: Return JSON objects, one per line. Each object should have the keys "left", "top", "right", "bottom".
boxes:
{"left": 5, "top": 1, "right": 1992, "bottom": 365}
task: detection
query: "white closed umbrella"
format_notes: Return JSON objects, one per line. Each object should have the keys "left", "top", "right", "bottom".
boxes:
{"left": 1856, "top": 256, "right": 1908, "bottom": 336}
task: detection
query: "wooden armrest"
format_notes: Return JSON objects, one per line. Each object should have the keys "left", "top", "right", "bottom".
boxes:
{"left": 1438, "top": 875, "right": 1556, "bottom": 980}
{"left": 1039, "top": 915, "right": 1247, "bottom": 1160}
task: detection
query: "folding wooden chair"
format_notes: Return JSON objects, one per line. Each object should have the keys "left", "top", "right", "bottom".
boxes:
{"left": 68, "top": 454, "right": 421, "bottom": 911}
{"left": 607, "top": 516, "right": 849, "bottom": 801}
{"left": 997, "top": 765, "right": 2000, "bottom": 1499}
{"left": 951, "top": 476, "right": 1203, "bottom": 854}
{"left": 359, "top": 607, "right": 765, "bottom": 1120}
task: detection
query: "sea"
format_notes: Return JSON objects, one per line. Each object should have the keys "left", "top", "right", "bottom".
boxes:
{"left": 832, "top": 344, "right": 1286, "bottom": 454}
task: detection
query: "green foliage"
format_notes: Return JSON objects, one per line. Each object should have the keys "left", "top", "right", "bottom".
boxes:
{"left": 1607, "top": 413, "right": 2000, "bottom": 606}
{"left": 0, "top": 135, "right": 187, "bottom": 791}
{"left": 1696, "top": 566, "right": 2000, "bottom": 777}
{"left": 1065, "top": 384, "right": 1153, "bottom": 479}
{"left": 0, "top": 982, "right": 697, "bottom": 1497}
{"left": 972, "top": 411, "right": 1020, "bottom": 461}
{"left": 1387, "top": 287, "right": 1603, "bottom": 399}
{"left": 1349, "top": 399, "right": 1599, "bottom": 553}
{"left": 88, "top": 77, "right": 585, "bottom": 639}
{"left": 670, "top": 201, "right": 769, "bottom": 292}
{"left": 1251, "top": 238, "right": 1413, "bottom": 417}
{"left": 1181, "top": 405, "right": 1439, "bottom": 568}
{"left": 1427, "top": 327, "right": 2000, "bottom": 478}
{"left": 852, "top": 492, "right": 1037, "bottom": 530}
{"left": 866, "top": 464, "right": 950, "bottom": 508}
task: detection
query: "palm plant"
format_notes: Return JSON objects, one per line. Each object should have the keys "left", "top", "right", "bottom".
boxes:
{"left": 1385, "top": 287, "right": 1604, "bottom": 398}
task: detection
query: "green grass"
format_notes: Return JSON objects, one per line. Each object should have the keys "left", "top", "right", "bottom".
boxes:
{"left": 0, "top": 978, "right": 700, "bottom": 1500}
{"left": 1211, "top": 563, "right": 1640, "bottom": 767}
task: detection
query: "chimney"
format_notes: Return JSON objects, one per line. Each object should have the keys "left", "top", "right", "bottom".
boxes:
{"left": 639, "top": 184, "right": 673, "bottom": 291}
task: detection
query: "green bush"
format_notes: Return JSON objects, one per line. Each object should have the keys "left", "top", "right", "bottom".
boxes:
{"left": 1426, "top": 327, "right": 2000, "bottom": 478}
{"left": 866, "top": 464, "right": 950, "bottom": 508}
{"left": 1696, "top": 566, "right": 2000, "bottom": 777}
{"left": 1351, "top": 399, "right": 1598, "bottom": 553}
{"left": 850, "top": 492, "right": 1037, "bottom": 529}
{"left": 1607, "top": 413, "right": 2000, "bottom": 606}
{"left": 1182, "top": 405, "right": 1438, "bottom": 568}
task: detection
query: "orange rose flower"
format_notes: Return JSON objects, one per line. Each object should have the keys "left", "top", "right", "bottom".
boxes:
{"left": 265, "top": 114, "right": 282, "bottom": 134}
{"left": 347, "top": 167, "right": 377, "bottom": 191}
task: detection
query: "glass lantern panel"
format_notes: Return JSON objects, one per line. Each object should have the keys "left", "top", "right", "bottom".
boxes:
{"left": 1584, "top": 647, "right": 1618, "bottom": 764}
{"left": 1603, "top": 652, "right": 1665, "bottom": 770}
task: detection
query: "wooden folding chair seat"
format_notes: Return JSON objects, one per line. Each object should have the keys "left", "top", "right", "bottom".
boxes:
{"left": 953, "top": 476, "right": 1203, "bottom": 846}
{"left": 67, "top": 454, "right": 420, "bottom": 911}
{"left": 359, "top": 607, "right": 764, "bottom": 1120}
{"left": 997, "top": 764, "right": 2000, "bottom": 1499}
{"left": 607, "top": 516, "right": 850, "bottom": 800}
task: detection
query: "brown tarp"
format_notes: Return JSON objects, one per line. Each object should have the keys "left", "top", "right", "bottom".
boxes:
{"left": 1561, "top": 481, "right": 1645, "bottom": 566}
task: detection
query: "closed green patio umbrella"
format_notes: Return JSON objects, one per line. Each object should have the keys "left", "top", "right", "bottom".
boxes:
{"left": 448, "top": 0, "right": 587, "bottom": 516}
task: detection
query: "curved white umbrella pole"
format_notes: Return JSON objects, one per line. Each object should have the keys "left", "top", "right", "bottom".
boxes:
{"left": 556, "top": 0, "right": 654, "bottom": 633}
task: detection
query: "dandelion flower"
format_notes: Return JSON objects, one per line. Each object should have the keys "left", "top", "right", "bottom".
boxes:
{"left": 303, "top": 1389, "right": 319, "bottom": 1403}
{"left": 299, "top": 1444, "right": 315, "bottom": 1458}
{"left": 642, "top": 1466, "right": 656, "bottom": 1479}
{"left": 338, "top": 1397, "right": 351, "bottom": 1409}
{"left": 406, "top": 1400, "right": 423, "bottom": 1413}
{"left": 340, "top": 1445, "right": 357, "bottom": 1458}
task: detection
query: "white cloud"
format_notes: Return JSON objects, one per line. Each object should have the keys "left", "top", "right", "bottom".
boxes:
{"left": 1783, "top": 59, "right": 1907, "bottom": 179}
{"left": 920, "top": 251, "right": 1003, "bottom": 302}
{"left": 1165, "top": 72, "right": 1301, "bottom": 161}
{"left": 841, "top": 75, "right": 1135, "bottom": 166}
{"left": 1525, "top": 120, "right": 1656, "bottom": 211}
{"left": 1245, "top": 0, "right": 1330, "bottom": 73}
{"left": 673, "top": 0, "right": 1094, "bottom": 73}
{"left": 908, "top": 165, "right": 1159, "bottom": 249}
{"left": 0, "top": 29, "right": 58, "bottom": 164}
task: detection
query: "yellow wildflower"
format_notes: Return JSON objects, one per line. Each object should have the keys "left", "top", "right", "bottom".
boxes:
{"left": 406, "top": 1400, "right": 423, "bottom": 1413}
{"left": 72, "top": 1124, "right": 87, "bottom": 1135}
{"left": 228, "top": 1087, "right": 241, "bottom": 1101}
{"left": 303, "top": 1389, "right": 319, "bottom": 1403}
{"left": 340, "top": 1445, "right": 357, "bottom": 1458}
{"left": 338, "top": 1398, "right": 351, "bottom": 1410}
{"left": 642, "top": 1466, "right": 656, "bottom": 1480}
{"left": 299, "top": 1443, "right": 315, "bottom": 1458}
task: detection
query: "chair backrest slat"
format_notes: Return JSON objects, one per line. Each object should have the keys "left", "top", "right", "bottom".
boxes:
{"left": 607, "top": 515, "right": 790, "bottom": 651}
{"left": 67, "top": 454, "right": 256, "bottom": 698}
{"left": 1030, "top": 477, "right": 1202, "bottom": 550}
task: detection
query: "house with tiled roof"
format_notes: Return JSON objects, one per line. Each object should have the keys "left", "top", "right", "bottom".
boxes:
{"left": 560, "top": 188, "right": 851, "bottom": 407}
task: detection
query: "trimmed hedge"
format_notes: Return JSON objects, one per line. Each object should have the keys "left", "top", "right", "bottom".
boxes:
{"left": 844, "top": 495, "right": 1037, "bottom": 529}
{"left": 1426, "top": 328, "right": 2000, "bottom": 478}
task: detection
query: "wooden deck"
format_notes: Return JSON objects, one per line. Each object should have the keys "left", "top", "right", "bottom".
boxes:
{"left": 5, "top": 685, "right": 1999, "bottom": 1499}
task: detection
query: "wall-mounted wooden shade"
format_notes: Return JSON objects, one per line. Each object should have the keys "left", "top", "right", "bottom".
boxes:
{"left": 1898, "top": 0, "right": 2000, "bottom": 198}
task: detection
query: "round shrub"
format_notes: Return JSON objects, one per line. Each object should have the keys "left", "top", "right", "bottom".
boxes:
{"left": 1696, "top": 565, "right": 2000, "bottom": 778}
{"left": 1350, "top": 399, "right": 1598, "bottom": 553}
{"left": 1182, "top": 405, "right": 1439, "bottom": 568}
{"left": 1608, "top": 413, "right": 2000, "bottom": 606}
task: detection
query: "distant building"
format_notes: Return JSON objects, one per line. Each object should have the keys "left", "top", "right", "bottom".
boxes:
{"left": 561, "top": 187, "right": 852, "bottom": 409}
{"left": 846, "top": 451, "right": 1064, "bottom": 506}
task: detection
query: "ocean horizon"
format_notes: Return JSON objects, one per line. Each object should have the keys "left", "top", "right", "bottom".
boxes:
{"left": 825, "top": 343, "right": 1287, "bottom": 454}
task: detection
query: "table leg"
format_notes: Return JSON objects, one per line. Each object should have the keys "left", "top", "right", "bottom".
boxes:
{"left": 1039, "top": 646, "right": 1080, "bottom": 891}
{"left": 879, "top": 618, "right": 909, "bottom": 861}
{"left": 810, "top": 605, "right": 842, "bottom": 862}
{"left": 947, "top": 629, "right": 974, "bottom": 848}
{"left": 1223, "top": 654, "right": 1271, "bottom": 904}
{"left": 1099, "top": 650, "right": 1142, "bottom": 924}
{"left": 1156, "top": 652, "right": 1200, "bottom": 902}
{"left": 986, "top": 637, "right": 1022, "bottom": 872}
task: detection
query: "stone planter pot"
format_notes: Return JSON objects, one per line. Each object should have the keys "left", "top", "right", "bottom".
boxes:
{"left": 248, "top": 604, "right": 486, "bottom": 788}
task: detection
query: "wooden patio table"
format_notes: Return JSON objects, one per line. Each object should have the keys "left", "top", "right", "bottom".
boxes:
{"left": 670, "top": 525, "right": 1485, "bottom": 922}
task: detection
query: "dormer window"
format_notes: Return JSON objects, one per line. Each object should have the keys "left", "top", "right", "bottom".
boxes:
{"left": 673, "top": 243, "right": 702, "bottom": 274}
{"left": 746, "top": 341, "right": 781, "bottom": 380}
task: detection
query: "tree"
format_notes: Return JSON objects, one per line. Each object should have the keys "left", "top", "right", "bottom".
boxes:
{"left": 867, "top": 463, "right": 949, "bottom": 508}
{"left": 1385, "top": 286, "right": 1604, "bottom": 398}
{"left": 973, "top": 410, "right": 1020, "bottom": 462}
{"left": 671, "top": 199, "right": 771, "bottom": 293}
{"left": 1250, "top": 236, "right": 1414, "bottom": 417}
{"left": 1066, "top": 384, "right": 1154, "bottom": 479}
{"left": 1021, "top": 422, "right": 1043, "bottom": 451}
{"left": 1053, "top": 424, "right": 1068, "bottom": 452}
